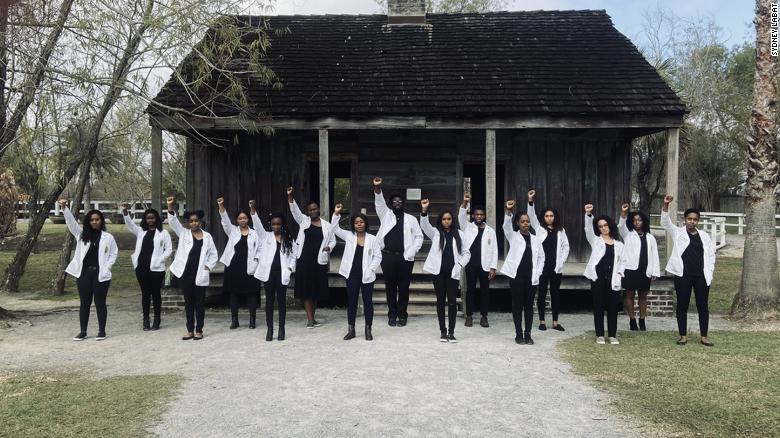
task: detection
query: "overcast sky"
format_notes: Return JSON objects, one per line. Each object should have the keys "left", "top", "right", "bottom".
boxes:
{"left": 268, "top": 0, "right": 755, "bottom": 49}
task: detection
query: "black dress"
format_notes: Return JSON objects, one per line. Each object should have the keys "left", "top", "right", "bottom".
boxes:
{"left": 294, "top": 225, "right": 328, "bottom": 300}
{"left": 623, "top": 233, "right": 651, "bottom": 291}
{"left": 224, "top": 234, "right": 259, "bottom": 294}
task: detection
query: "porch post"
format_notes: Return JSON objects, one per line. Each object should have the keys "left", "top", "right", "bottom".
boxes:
{"left": 486, "top": 129, "right": 497, "bottom": 228}
{"left": 319, "top": 129, "right": 330, "bottom": 220}
{"left": 665, "top": 127, "right": 680, "bottom": 260}
{"left": 151, "top": 125, "right": 163, "bottom": 211}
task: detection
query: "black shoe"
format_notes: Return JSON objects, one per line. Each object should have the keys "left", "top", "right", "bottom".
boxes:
{"left": 343, "top": 325, "right": 356, "bottom": 340}
{"left": 230, "top": 317, "right": 239, "bottom": 330}
{"left": 306, "top": 320, "right": 314, "bottom": 329}
{"left": 73, "top": 332, "right": 87, "bottom": 341}
{"left": 266, "top": 328, "right": 273, "bottom": 342}
{"left": 552, "top": 323, "right": 565, "bottom": 332}
{"left": 278, "top": 326, "right": 285, "bottom": 341}
{"left": 447, "top": 333, "right": 457, "bottom": 343}
{"left": 464, "top": 315, "right": 473, "bottom": 327}
{"left": 365, "top": 325, "right": 373, "bottom": 341}
{"left": 639, "top": 318, "right": 646, "bottom": 331}
{"left": 388, "top": 319, "right": 397, "bottom": 327}
{"left": 515, "top": 336, "right": 523, "bottom": 344}
{"left": 524, "top": 332, "right": 534, "bottom": 345}
{"left": 480, "top": 315, "right": 489, "bottom": 328}
{"left": 143, "top": 319, "right": 151, "bottom": 331}
{"left": 397, "top": 318, "right": 407, "bottom": 327}
{"left": 96, "top": 332, "right": 107, "bottom": 341}
{"left": 312, "top": 319, "right": 322, "bottom": 327}
{"left": 629, "top": 319, "right": 639, "bottom": 331}
{"left": 151, "top": 317, "right": 161, "bottom": 331}
{"left": 538, "top": 323, "right": 547, "bottom": 331}
{"left": 249, "top": 316, "right": 256, "bottom": 330}
{"left": 440, "top": 332, "right": 449, "bottom": 343}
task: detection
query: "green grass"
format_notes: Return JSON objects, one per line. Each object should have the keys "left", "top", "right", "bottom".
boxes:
{"left": 559, "top": 331, "right": 780, "bottom": 437}
{"left": 0, "top": 373, "right": 181, "bottom": 437}
{"left": 709, "top": 257, "right": 744, "bottom": 314}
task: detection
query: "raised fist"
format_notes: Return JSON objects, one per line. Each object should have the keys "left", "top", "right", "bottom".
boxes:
{"left": 505, "top": 199, "right": 516, "bottom": 210}
{"left": 373, "top": 177, "right": 382, "bottom": 187}
{"left": 527, "top": 190, "right": 536, "bottom": 201}
{"left": 621, "top": 203, "right": 629, "bottom": 213}
{"left": 166, "top": 196, "right": 175, "bottom": 208}
{"left": 58, "top": 198, "right": 68, "bottom": 209}
{"left": 664, "top": 194, "right": 674, "bottom": 204}
{"left": 334, "top": 203, "right": 343, "bottom": 215}
{"left": 248, "top": 200, "right": 256, "bottom": 209}
{"left": 463, "top": 193, "right": 471, "bottom": 203}
{"left": 420, "top": 198, "right": 430, "bottom": 210}
{"left": 120, "top": 202, "right": 129, "bottom": 214}
{"left": 216, "top": 197, "right": 224, "bottom": 206}
{"left": 286, "top": 187, "right": 294, "bottom": 196}
{"left": 584, "top": 204, "right": 594, "bottom": 214}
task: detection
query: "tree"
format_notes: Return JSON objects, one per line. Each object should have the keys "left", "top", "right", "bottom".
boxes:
{"left": 376, "top": 0, "right": 506, "bottom": 14}
{"left": 731, "top": 0, "right": 780, "bottom": 318}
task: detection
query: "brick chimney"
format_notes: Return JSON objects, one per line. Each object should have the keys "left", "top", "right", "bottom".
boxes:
{"left": 388, "top": 0, "right": 426, "bottom": 25}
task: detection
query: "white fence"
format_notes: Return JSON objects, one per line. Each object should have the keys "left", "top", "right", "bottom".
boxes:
{"left": 650, "top": 212, "right": 728, "bottom": 250}
{"left": 15, "top": 200, "right": 185, "bottom": 221}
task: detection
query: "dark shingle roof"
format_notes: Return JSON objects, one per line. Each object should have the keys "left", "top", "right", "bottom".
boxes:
{"left": 149, "top": 11, "right": 686, "bottom": 120}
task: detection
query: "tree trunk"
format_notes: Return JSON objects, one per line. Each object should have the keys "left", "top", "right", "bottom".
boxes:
{"left": 1, "top": 0, "right": 155, "bottom": 293}
{"left": 731, "top": 0, "right": 780, "bottom": 318}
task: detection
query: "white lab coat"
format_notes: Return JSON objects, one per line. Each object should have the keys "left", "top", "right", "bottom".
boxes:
{"left": 374, "top": 191, "right": 424, "bottom": 261}
{"left": 166, "top": 210, "right": 218, "bottom": 287}
{"left": 458, "top": 206, "right": 498, "bottom": 272}
{"left": 616, "top": 215, "right": 661, "bottom": 279}
{"left": 527, "top": 202, "right": 570, "bottom": 274}
{"left": 583, "top": 214, "right": 624, "bottom": 291}
{"left": 289, "top": 201, "right": 336, "bottom": 265}
{"left": 660, "top": 210, "right": 716, "bottom": 285}
{"left": 63, "top": 207, "right": 118, "bottom": 282}
{"left": 499, "top": 214, "right": 545, "bottom": 285}
{"left": 328, "top": 214, "right": 383, "bottom": 284}
{"left": 420, "top": 214, "right": 471, "bottom": 280}
{"left": 251, "top": 212, "right": 297, "bottom": 285}
{"left": 218, "top": 210, "right": 260, "bottom": 275}
{"left": 123, "top": 212, "right": 172, "bottom": 272}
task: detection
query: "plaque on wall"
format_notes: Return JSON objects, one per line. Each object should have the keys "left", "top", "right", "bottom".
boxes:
{"left": 406, "top": 188, "right": 422, "bottom": 201}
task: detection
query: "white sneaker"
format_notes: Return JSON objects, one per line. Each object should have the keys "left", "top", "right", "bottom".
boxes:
{"left": 596, "top": 336, "right": 606, "bottom": 345}
{"left": 609, "top": 337, "right": 620, "bottom": 345}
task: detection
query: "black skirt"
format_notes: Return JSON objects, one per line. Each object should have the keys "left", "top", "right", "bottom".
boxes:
{"left": 622, "top": 269, "right": 651, "bottom": 291}
{"left": 294, "top": 226, "right": 328, "bottom": 300}
{"left": 224, "top": 235, "right": 260, "bottom": 294}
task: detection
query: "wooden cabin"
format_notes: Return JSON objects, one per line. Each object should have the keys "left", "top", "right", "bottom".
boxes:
{"left": 149, "top": 5, "right": 686, "bottom": 314}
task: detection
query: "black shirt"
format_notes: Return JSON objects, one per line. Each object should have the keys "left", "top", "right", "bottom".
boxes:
{"left": 83, "top": 232, "right": 101, "bottom": 269}
{"left": 542, "top": 228, "right": 558, "bottom": 271}
{"left": 682, "top": 232, "right": 705, "bottom": 277}
{"left": 138, "top": 230, "right": 155, "bottom": 271}
{"left": 349, "top": 244, "right": 364, "bottom": 279}
{"left": 637, "top": 233, "right": 648, "bottom": 272}
{"left": 517, "top": 233, "right": 533, "bottom": 278}
{"left": 271, "top": 241, "right": 282, "bottom": 272}
{"left": 468, "top": 227, "right": 484, "bottom": 267}
{"left": 596, "top": 242, "right": 614, "bottom": 279}
{"left": 384, "top": 210, "right": 405, "bottom": 253}
{"left": 183, "top": 237, "right": 203, "bottom": 279}
{"left": 441, "top": 231, "right": 455, "bottom": 273}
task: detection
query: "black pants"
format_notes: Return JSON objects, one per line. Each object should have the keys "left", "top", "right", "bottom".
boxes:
{"left": 135, "top": 268, "right": 164, "bottom": 322}
{"left": 346, "top": 274, "right": 375, "bottom": 326}
{"left": 674, "top": 275, "right": 710, "bottom": 337}
{"left": 465, "top": 263, "right": 490, "bottom": 316}
{"left": 265, "top": 271, "right": 287, "bottom": 329}
{"left": 538, "top": 270, "right": 562, "bottom": 322}
{"left": 510, "top": 275, "right": 535, "bottom": 336}
{"left": 433, "top": 273, "right": 458, "bottom": 333}
{"left": 76, "top": 266, "right": 110, "bottom": 333}
{"left": 229, "top": 293, "right": 258, "bottom": 320}
{"left": 381, "top": 253, "right": 414, "bottom": 321}
{"left": 180, "top": 276, "right": 205, "bottom": 333}
{"left": 591, "top": 277, "right": 618, "bottom": 337}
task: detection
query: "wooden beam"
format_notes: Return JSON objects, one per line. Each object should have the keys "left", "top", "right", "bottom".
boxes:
{"left": 486, "top": 129, "right": 497, "bottom": 228}
{"left": 319, "top": 129, "right": 329, "bottom": 220}
{"left": 149, "top": 114, "right": 685, "bottom": 132}
{"left": 665, "top": 128, "right": 680, "bottom": 260}
{"left": 150, "top": 125, "right": 162, "bottom": 211}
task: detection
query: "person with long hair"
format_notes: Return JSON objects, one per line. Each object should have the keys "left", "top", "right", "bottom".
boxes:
{"left": 251, "top": 201, "right": 296, "bottom": 341}
{"left": 526, "top": 190, "right": 570, "bottom": 332}
{"left": 583, "top": 204, "right": 625, "bottom": 345}
{"left": 121, "top": 203, "right": 172, "bottom": 331}
{"left": 617, "top": 203, "right": 660, "bottom": 331}
{"left": 661, "top": 195, "right": 716, "bottom": 346}
{"left": 288, "top": 187, "right": 336, "bottom": 329}
{"left": 60, "top": 199, "right": 118, "bottom": 341}
{"left": 217, "top": 197, "right": 261, "bottom": 330}
{"left": 458, "top": 193, "right": 498, "bottom": 328}
{"left": 501, "top": 199, "right": 545, "bottom": 345}
{"left": 327, "top": 203, "right": 382, "bottom": 341}
{"left": 166, "top": 196, "right": 218, "bottom": 341}
{"left": 420, "top": 198, "right": 470, "bottom": 343}
{"left": 373, "top": 177, "right": 424, "bottom": 327}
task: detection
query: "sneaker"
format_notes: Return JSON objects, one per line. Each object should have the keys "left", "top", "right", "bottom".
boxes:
{"left": 524, "top": 332, "right": 534, "bottom": 345}
{"left": 629, "top": 319, "right": 639, "bottom": 331}
{"left": 397, "top": 318, "right": 407, "bottom": 327}
{"left": 312, "top": 319, "right": 322, "bottom": 327}
{"left": 73, "top": 332, "right": 87, "bottom": 341}
{"left": 95, "top": 332, "right": 107, "bottom": 341}
{"left": 448, "top": 333, "right": 457, "bottom": 343}
{"left": 480, "top": 315, "right": 489, "bottom": 328}
{"left": 596, "top": 336, "right": 606, "bottom": 345}
{"left": 440, "top": 332, "right": 449, "bottom": 343}
{"left": 464, "top": 315, "right": 473, "bottom": 327}
{"left": 538, "top": 323, "right": 547, "bottom": 331}
{"left": 552, "top": 324, "right": 565, "bottom": 332}
{"left": 609, "top": 337, "right": 620, "bottom": 345}
{"left": 306, "top": 320, "right": 315, "bottom": 329}
{"left": 388, "top": 319, "right": 397, "bottom": 327}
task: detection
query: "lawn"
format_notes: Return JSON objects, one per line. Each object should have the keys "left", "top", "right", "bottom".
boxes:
{"left": 559, "top": 330, "right": 780, "bottom": 437}
{"left": 0, "top": 373, "right": 181, "bottom": 438}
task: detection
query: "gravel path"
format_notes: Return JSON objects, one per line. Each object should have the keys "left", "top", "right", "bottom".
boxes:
{"left": 0, "top": 299, "right": 738, "bottom": 438}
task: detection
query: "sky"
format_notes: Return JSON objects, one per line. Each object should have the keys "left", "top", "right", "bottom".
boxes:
{"left": 267, "top": 0, "right": 756, "bottom": 49}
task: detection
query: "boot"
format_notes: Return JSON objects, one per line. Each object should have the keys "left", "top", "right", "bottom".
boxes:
{"left": 639, "top": 318, "right": 646, "bottom": 331}
{"left": 464, "top": 315, "right": 473, "bottom": 327}
{"left": 343, "top": 325, "right": 356, "bottom": 340}
{"left": 480, "top": 315, "right": 489, "bottom": 328}
{"left": 629, "top": 319, "right": 639, "bottom": 331}
{"left": 142, "top": 317, "right": 151, "bottom": 331}
{"left": 278, "top": 325, "right": 285, "bottom": 341}
{"left": 265, "top": 327, "right": 273, "bottom": 342}
{"left": 365, "top": 325, "right": 373, "bottom": 341}
{"left": 230, "top": 315, "right": 239, "bottom": 330}
{"left": 249, "top": 315, "right": 256, "bottom": 329}
{"left": 151, "top": 315, "right": 161, "bottom": 331}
